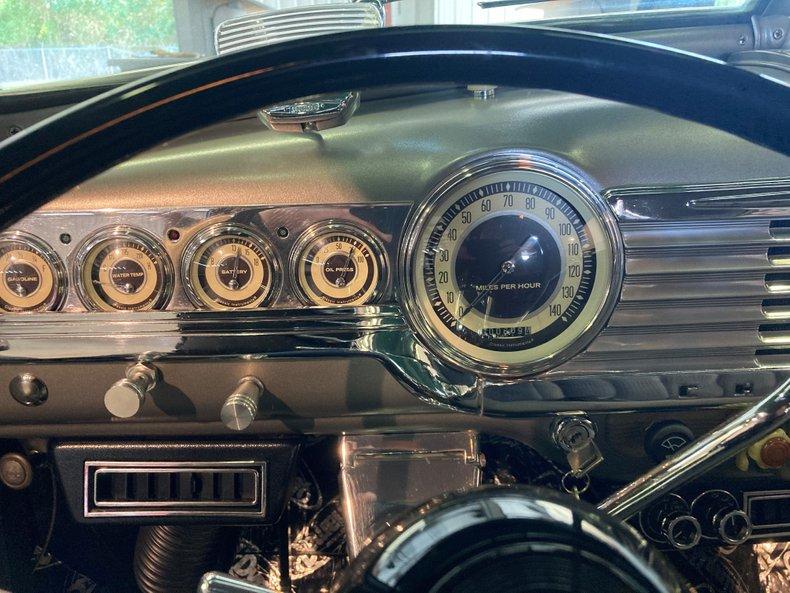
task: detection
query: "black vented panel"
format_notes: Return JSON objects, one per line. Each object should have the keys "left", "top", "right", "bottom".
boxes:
{"left": 86, "top": 462, "right": 265, "bottom": 517}
{"left": 90, "top": 463, "right": 260, "bottom": 511}
{"left": 53, "top": 440, "right": 300, "bottom": 524}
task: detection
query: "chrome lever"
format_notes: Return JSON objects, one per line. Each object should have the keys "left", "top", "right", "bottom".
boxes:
{"left": 599, "top": 378, "right": 790, "bottom": 520}
{"left": 198, "top": 572, "right": 276, "bottom": 593}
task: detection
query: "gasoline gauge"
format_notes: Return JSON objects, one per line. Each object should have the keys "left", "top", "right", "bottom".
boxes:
{"left": 0, "top": 232, "right": 65, "bottom": 312}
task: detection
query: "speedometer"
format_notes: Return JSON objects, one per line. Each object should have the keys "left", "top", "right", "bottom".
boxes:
{"left": 401, "top": 151, "right": 622, "bottom": 377}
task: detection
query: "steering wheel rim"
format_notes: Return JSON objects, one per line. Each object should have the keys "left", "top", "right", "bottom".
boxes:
{"left": 0, "top": 25, "right": 787, "bottom": 227}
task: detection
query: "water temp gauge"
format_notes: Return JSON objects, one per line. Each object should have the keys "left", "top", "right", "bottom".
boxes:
{"left": 76, "top": 227, "right": 173, "bottom": 311}
{"left": 182, "top": 224, "right": 278, "bottom": 310}
{"left": 293, "top": 223, "right": 386, "bottom": 306}
{"left": 0, "top": 233, "right": 65, "bottom": 312}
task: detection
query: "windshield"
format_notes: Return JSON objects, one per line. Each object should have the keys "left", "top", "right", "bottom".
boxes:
{"left": 0, "top": 0, "right": 755, "bottom": 92}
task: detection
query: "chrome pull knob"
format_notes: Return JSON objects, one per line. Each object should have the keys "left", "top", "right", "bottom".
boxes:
{"left": 691, "top": 489, "right": 753, "bottom": 545}
{"left": 221, "top": 377, "right": 263, "bottom": 431}
{"left": 104, "top": 363, "right": 158, "bottom": 419}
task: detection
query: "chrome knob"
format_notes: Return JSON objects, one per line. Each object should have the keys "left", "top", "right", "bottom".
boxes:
{"left": 717, "top": 509, "right": 752, "bottom": 545}
{"left": 662, "top": 514, "right": 702, "bottom": 550}
{"left": 639, "top": 493, "right": 701, "bottom": 550}
{"left": 691, "top": 489, "right": 752, "bottom": 545}
{"left": 104, "top": 363, "right": 158, "bottom": 418}
{"left": 221, "top": 377, "right": 263, "bottom": 431}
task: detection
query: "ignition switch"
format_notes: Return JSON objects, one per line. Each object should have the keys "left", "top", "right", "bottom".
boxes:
{"left": 551, "top": 415, "right": 603, "bottom": 478}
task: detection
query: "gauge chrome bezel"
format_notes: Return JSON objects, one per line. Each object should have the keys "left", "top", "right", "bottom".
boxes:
{"left": 399, "top": 150, "right": 624, "bottom": 378}
{"left": 181, "top": 223, "right": 281, "bottom": 310}
{"left": 74, "top": 225, "right": 174, "bottom": 312}
{"left": 0, "top": 231, "right": 67, "bottom": 313}
{"left": 290, "top": 220, "right": 388, "bottom": 307}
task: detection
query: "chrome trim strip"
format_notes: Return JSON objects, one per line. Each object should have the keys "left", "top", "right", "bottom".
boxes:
{"left": 743, "top": 490, "right": 790, "bottom": 537}
{"left": 598, "top": 378, "right": 790, "bottom": 520}
{"left": 605, "top": 178, "right": 790, "bottom": 220}
{"left": 84, "top": 460, "right": 266, "bottom": 518}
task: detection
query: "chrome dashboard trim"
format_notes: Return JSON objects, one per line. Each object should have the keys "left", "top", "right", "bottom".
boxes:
{"left": 2, "top": 178, "right": 790, "bottom": 412}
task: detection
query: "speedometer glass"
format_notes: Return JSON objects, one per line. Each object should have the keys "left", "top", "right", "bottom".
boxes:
{"left": 76, "top": 227, "right": 173, "bottom": 312}
{"left": 293, "top": 223, "right": 386, "bottom": 306}
{"left": 402, "top": 152, "right": 622, "bottom": 377}
{"left": 183, "top": 224, "right": 278, "bottom": 310}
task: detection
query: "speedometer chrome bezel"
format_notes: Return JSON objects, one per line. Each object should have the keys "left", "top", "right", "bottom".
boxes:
{"left": 74, "top": 225, "right": 174, "bottom": 312}
{"left": 399, "top": 150, "right": 624, "bottom": 378}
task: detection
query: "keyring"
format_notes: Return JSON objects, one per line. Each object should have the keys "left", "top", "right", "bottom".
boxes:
{"left": 561, "top": 471, "right": 590, "bottom": 497}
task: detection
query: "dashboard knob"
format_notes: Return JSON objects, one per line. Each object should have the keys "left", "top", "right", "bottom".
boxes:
{"left": 221, "top": 377, "right": 264, "bottom": 431}
{"left": 662, "top": 514, "right": 702, "bottom": 550}
{"left": 639, "top": 493, "right": 701, "bottom": 550}
{"left": 691, "top": 489, "right": 752, "bottom": 545}
{"left": 644, "top": 420, "right": 695, "bottom": 463}
{"left": 760, "top": 436, "right": 790, "bottom": 469}
{"left": 737, "top": 428, "right": 790, "bottom": 470}
{"left": 104, "top": 363, "right": 158, "bottom": 419}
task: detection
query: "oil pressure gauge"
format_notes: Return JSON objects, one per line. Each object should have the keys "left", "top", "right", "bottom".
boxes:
{"left": 76, "top": 227, "right": 173, "bottom": 311}
{"left": 293, "top": 223, "right": 386, "bottom": 306}
{"left": 0, "top": 232, "right": 66, "bottom": 312}
{"left": 182, "top": 224, "right": 278, "bottom": 310}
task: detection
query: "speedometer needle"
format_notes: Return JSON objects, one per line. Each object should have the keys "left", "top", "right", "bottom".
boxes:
{"left": 458, "top": 235, "right": 540, "bottom": 319}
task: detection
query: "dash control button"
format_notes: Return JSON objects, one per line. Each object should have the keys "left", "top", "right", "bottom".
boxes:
{"left": 0, "top": 453, "right": 32, "bottom": 490}
{"left": 645, "top": 421, "right": 695, "bottom": 463}
{"left": 10, "top": 373, "right": 48, "bottom": 406}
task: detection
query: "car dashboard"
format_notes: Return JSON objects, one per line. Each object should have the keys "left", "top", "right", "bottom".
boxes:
{"left": 1, "top": 80, "right": 789, "bottom": 592}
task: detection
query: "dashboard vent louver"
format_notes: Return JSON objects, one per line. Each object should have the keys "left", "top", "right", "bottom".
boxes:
{"left": 85, "top": 461, "right": 265, "bottom": 518}
{"left": 592, "top": 181, "right": 790, "bottom": 375}
{"left": 757, "top": 219, "right": 790, "bottom": 364}
{"left": 765, "top": 272, "right": 790, "bottom": 293}
{"left": 761, "top": 297, "right": 790, "bottom": 319}
{"left": 769, "top": 220, "right": 790, "bottom": 240}
{"left": 215, "top": 3, "right": 383, "bottom": 55}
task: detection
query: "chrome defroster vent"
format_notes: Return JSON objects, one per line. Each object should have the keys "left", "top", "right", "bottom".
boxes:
{"left": 214, "top": 2, "right": 382, "bottom": 133}
{"left": 215, "top": 3, "right": 383, "bottom": 55}
{"left": 85, "top": 461, "right": 265, "bottom": 518}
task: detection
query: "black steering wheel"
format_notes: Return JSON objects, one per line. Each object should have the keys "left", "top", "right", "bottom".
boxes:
{"left": 0, "top": 25, "right": 788, "bottom": 226}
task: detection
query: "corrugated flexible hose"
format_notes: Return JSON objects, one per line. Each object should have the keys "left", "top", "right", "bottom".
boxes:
{"left": 134, "top": 525, "right": 236, "bottom": 593}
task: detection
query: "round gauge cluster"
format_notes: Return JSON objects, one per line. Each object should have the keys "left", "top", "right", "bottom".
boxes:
{"left": 292, "top": 224, "right": 385, "bottom": 306}
{"left": 0, "top": 232, "right": 65, "bottom": 312}
{"left": 401, "top": 152, "right": 622, "bottom": 377}
{"left": 0, "top": 221, "right": 388, "bottom": 314}
{"left": 76, "top": 227, "right": 173, "bottom": 312}
{"left": 182, "top": 225, "right": 278, "bottom": 310}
